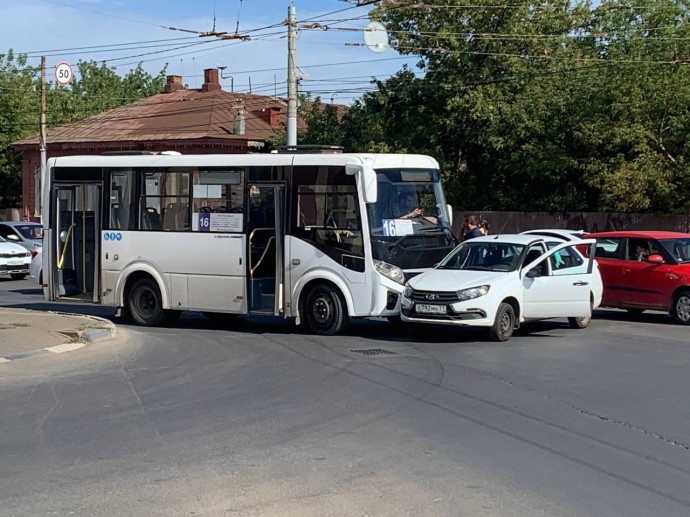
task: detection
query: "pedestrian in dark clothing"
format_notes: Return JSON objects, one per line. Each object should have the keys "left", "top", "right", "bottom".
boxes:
{"left": 463, "top": 215, "right": 483, "bottom": 241}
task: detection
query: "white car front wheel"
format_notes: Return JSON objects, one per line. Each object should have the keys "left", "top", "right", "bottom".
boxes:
{"left": 488, "top": 303, "right": 515, "bottom": 342}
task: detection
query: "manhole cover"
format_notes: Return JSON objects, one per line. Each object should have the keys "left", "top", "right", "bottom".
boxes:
{"left": 350, "top": 348, "right": 396, "bottom": 356}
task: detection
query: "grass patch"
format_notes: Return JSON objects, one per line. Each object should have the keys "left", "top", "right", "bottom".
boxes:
{"left": 0, "top": 322, "right": 31, "bottom": 330}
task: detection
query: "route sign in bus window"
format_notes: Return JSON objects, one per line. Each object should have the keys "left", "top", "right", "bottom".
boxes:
{"left": 191, "top": 169, "right": 244, "bottom": 232}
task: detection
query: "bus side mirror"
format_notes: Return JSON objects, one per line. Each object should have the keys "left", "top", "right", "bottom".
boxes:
{"left": 346, "top": 163, "right": 377, "bottom": 203}
{"left": 447, "top": 204, "right": 453, "bottom": 226}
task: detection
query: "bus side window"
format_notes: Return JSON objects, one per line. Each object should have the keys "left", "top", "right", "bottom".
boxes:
{"left": 142, "top": 207, "right": 161, "bottom": 230}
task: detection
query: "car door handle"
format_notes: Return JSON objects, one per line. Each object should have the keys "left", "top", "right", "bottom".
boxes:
{"left": 573, "top": 281, "right": 589, "bottom": 286}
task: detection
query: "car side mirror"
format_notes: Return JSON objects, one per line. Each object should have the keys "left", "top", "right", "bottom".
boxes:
{"left": 525, "top": 267, "right": 541, "bottom": 278}
{"left": 647, "top": 253, "right": 664, "bottom": 264}
{"left": 6, "top": 234, "right": 19, "bottom": 241}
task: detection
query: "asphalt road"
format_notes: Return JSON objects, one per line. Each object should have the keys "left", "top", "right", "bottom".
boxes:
{"left": 1, "top": 277, "right": 689, "bottom": 516}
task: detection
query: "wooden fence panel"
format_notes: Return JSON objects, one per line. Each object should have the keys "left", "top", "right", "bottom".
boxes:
{"left": 452, "top": 211, "right": 690, "bottom": 236}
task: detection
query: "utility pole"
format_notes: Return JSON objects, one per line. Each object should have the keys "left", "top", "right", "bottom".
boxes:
{"left": 39, "top": 56, "right": 47, "bottom": 220}
{"left": 287, "top": 1, "right": 297, "bottom": 146}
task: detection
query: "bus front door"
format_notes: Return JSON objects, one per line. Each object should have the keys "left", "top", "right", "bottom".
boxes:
{"left": 50, "top": 184, "right": 101, "bottom": 302}
{"left": 246, "top": 184, "right": 284, "bottom": 314}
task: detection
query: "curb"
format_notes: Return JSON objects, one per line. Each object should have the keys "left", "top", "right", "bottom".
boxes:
{"left": 0, "top": 312, "right": 117, "bottom": 364}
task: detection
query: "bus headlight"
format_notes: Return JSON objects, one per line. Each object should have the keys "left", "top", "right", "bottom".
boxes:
{"left": 374, "top": 260, "right": 405, "bottom": 285}
{"left": 456, "top": 285, "right": 490, "bottom": 301}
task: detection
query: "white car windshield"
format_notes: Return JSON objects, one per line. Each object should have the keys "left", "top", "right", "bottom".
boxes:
{"left": 437, "top": 241, "right": 526, "bottom": 272}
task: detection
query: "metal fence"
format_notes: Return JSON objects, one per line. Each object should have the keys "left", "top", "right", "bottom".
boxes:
{"left": 452, "top": 211, "right": 690, "bottom": 236}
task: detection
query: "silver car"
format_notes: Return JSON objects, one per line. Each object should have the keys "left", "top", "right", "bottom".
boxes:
{"left": 0, "top": 221, "right": 43, "bottom": 252}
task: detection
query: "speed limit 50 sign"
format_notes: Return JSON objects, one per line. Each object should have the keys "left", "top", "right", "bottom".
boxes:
{"left": 55, "top": 62, "right": 73, "bottom": 85}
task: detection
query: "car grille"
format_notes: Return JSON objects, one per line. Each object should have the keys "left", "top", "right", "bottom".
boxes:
{"left": 407, "top": 289, "right": 459, "bottom": 303}
{"left": 0, "top": 253, "right": 27, "bottom": 259}
{"left": 0, "top": 264, "right": 29, "bottom": 271}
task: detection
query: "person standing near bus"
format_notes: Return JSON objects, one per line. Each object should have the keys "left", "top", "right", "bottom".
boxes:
{"left": 463, "top": 215, "right": 483, "bottom": 241}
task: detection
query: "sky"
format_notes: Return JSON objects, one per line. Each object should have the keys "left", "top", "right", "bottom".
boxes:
{"left": 0, "top": 0, "right": 421, "bottom": 105}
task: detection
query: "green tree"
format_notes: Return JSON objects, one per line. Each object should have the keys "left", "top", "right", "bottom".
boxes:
{"left": 342, "top": 0, "right": 690, "bottom": 213}
{"left": 577, "top": 0, "right": 690, "bottom": 212}
{"left": 0, "top": 51, "right": 39, "bottom": 207}
{"left": 0, "top": 56, "right": 167, "bottom": 208}
{"left": 267, "top": 94, "right": 347, "bottom": 150}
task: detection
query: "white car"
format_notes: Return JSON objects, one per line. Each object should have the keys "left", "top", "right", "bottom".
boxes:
{"left": 521, "top": 228, "right": 586, "bottom": 241}
{"left": 400, "top": 234, "right": 600, "bottom": 341}
{"left": 0, "top": 235, "right": 32, "bottom": 280}
{"left": 30, "top": 244, "right": 43, "bottom": 285}
{"left": 520, "top": 229, "right": 603, "bottom": 305}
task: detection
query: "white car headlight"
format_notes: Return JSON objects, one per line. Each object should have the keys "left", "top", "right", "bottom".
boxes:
{"left": 374, "top": 260, "right": 405, "bottom": 285}
{"left": 403, "top": 285, "right": 413, "bottom": 298}
{"left": 456, "top": 285, "right": 490, "bottom": 301}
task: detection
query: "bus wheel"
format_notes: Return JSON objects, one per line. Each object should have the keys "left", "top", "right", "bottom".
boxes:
{"left": 305, "top": 284, "right": 348, "bottom": 336}
{"left": 128, "top": 278, "right": 169, "bottom": 327}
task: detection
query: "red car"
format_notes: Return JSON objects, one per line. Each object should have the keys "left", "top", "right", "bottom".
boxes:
{"left": 586, "top": 231, "right": 690, "bottom": 324}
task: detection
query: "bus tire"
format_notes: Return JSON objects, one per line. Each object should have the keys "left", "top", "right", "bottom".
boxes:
{"left": 128, "top": 278, "right": 170, "bottom": 327}
{"left": 304, "top": 283, "right": 348, "bottom": 336}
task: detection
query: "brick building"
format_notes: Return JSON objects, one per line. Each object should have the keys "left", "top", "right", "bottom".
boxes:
{"left": 12, "top": 68, "right": 339, "bottom": 220}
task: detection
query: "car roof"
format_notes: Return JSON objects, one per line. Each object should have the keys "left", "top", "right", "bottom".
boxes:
{"left": 521, "top": 229, "right": 584, "bottom": 241}
{"left": 587, "top": 231, "right": 690, "bottom": 239}
{"left": 468, "top": 234, "right": 548, "bottom": 245}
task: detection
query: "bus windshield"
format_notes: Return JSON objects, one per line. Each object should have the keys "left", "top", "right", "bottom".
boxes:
{"left": 367, "top": 168, "right": 457, "bottom": 270}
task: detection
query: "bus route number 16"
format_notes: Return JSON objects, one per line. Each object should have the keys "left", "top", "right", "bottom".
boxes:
{"left": 198, "top": 212, "right": 211, "bottom": 231}
{"left": 382, "top": 219, "right": 398, "bottom": 236}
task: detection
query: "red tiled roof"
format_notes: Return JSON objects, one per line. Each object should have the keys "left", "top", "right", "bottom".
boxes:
{"left": 13, "top": 88, "right": 345, "bottom": 147}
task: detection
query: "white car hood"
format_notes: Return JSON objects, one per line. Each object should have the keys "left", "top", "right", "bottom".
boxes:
{"left": 0, "top": 242, "right": 29, "bottom": 255}
{"left": 409, "top": 269, "right": 510, "bottom": 292}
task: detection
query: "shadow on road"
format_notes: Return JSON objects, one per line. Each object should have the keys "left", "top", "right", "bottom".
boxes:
{"left": 3, "top": 282, "right": 679, "bottom": 345}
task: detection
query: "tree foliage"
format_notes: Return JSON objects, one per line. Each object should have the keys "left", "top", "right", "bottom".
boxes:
{"left": 334, "top": 0, "right": 690, "bottom": 214}
{"left": 0, "top": 55, "right": 166, "bottom": 207}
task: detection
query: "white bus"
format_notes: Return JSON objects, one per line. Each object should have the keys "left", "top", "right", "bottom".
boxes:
{"left": 41, "top": 151, "right": 457, "bottom": 335}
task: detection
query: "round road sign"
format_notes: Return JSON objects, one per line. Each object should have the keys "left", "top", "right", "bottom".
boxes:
{"left": 55, "top": 62, "right": 73, "bottom": 85}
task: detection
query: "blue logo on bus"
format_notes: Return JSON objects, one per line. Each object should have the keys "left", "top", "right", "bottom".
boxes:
{"left": 104, "top": 232, "right": 122, "bottom": 241}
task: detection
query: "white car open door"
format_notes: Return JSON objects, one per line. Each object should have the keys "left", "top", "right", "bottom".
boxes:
{"left": 521, "top": 240, "right": 596, "bottom": 319}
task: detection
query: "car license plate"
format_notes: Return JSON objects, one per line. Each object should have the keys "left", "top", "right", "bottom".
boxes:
{"left": 415, "top": 304, "right": 447, "bottom": 315}
{"left": 8, "top": 259, "right": 22, "bottom": 266}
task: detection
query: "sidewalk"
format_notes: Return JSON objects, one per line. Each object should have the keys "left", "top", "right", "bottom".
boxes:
{"left": 0, "top": 308, "right": 117, "bottom": 363}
